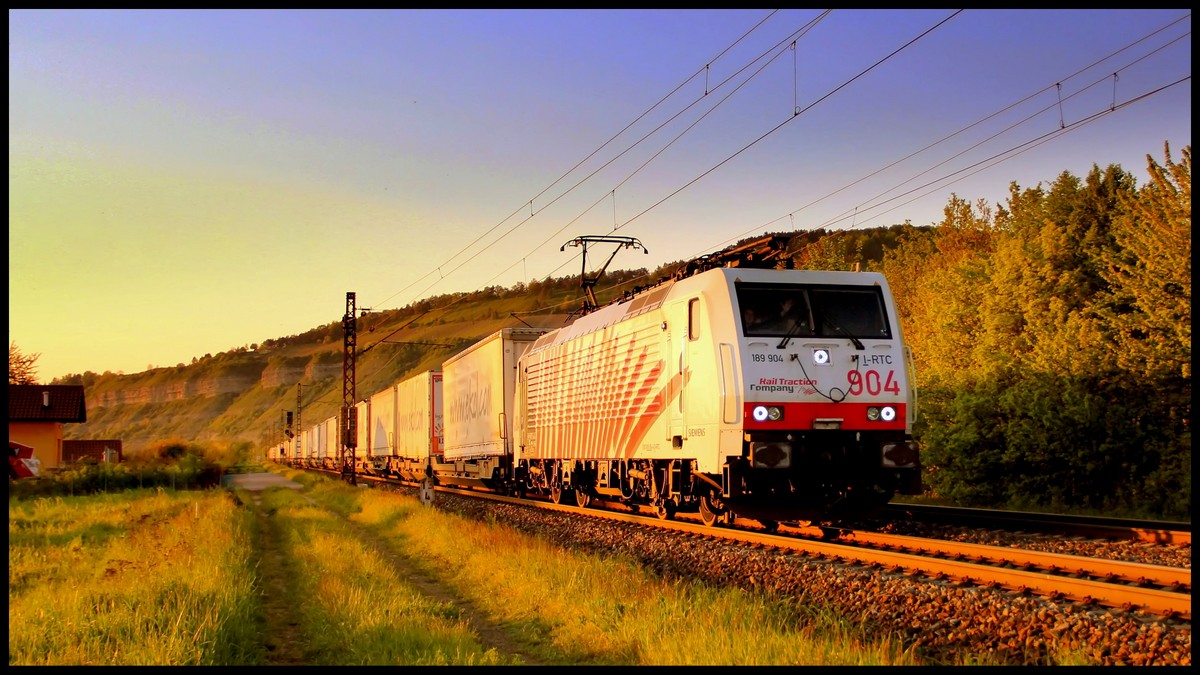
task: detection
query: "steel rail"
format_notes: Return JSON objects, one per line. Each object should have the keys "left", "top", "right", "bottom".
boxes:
{"left": 834, "top": 529, "right": 1191, "bottom": 591}
{"left": 435, "top": 485, "right": 1191, "bottom": 620}
{"left": 296, "top": 469, "right": 1191, "bottom": 620}
{"left": 885, "top": 503, "right": 1192, "bottom": 546}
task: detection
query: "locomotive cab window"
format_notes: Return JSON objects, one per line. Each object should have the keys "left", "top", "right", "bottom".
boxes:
{"left": 810, "top": 287, "right": 891, "bottom": 338}
{"left": 736, "top": 283, "right": 891, "bottom": 339}
{"left": 688, "top": 298, "right": 701, "bottom": 341}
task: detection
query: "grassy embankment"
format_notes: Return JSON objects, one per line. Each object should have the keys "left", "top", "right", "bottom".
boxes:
{"left": 11, "top": 468, "right": 962, "bottom": 665}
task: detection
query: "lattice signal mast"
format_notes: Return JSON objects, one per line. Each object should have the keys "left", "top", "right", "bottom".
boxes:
{"left": 340, "top": 292, "right": 358, "bottom": 485}
{"left": 295, "top": 383, "right": 302, "bottom": 461}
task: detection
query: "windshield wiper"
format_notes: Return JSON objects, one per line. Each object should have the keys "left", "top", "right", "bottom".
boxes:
{"left": 775, "top": 302, "right": 810, "bottom": 349}
{"left": 822, "top": 317, "right": 865, "bottom": 350}
{"left": 777, "top": 318, "right": 805, "bottom": 349}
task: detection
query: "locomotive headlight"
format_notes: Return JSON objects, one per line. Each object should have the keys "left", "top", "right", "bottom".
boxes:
{"left": 812, "top": 348, "right": 830, "bottom": 365}
{"left": 752, "top": 405, "right": 783, "bottom": 422}
{"left": 866, "top": 406, "right": 897, "bottom": 422}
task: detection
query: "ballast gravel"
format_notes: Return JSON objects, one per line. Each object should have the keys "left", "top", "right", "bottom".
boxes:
{"left": 428, "top": 491, "right": 1190, "bottom": 666}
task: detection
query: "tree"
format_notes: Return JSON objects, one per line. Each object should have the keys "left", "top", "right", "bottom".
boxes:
{"left": 791, "top": 230, "right": 863, "bottom": 271}
{"left": 1098, "top": 143, "right": 1191, "bottom": 380}
{"left": 9, "top": 341, "right": 40, "bottom": 384}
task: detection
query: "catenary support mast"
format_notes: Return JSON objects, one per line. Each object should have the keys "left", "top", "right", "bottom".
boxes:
{"left": 340, "top": 292, "right": 358, "bottom": 485}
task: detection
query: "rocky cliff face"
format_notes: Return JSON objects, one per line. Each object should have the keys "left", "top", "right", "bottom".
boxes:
{"left": 259, "top": 358, "right": 342, "bottom": 389}
{"left": 88, "top": 354, "right": 343, "bottom": 409}
{"left": 90, "top": 373, "right": 263, "bottom": 407}
{"left": 68, "top": 350, "right": 348, "bottom": 456}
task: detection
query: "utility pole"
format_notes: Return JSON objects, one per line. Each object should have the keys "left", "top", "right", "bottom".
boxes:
{"left": 340, "top": 292, "right": 358, "bottom": 485}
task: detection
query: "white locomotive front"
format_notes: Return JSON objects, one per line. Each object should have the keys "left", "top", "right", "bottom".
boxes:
{"left": 514, "top": 264, "right": 921, "bottom": 527}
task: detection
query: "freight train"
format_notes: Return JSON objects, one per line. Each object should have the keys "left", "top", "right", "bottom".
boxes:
{"left": 271, "top": 236, "right": 921, "bottom": 527}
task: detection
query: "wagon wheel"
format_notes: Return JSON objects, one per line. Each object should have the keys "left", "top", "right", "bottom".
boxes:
{"left": 574, "top": 487, "right": 591, "bottom": 509}
{"left": 698, "top": 492, "right": 724, "bottom": 527}
{"left": 547, "top": 466, "right": 567, "bottom": 504}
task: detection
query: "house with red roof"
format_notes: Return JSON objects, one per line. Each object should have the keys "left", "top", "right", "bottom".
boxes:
{"left": 62, "top": 439, "right": 124, "bottom": 464}
{"left": 8, "top": 384, "right": 87, "bottom": 473}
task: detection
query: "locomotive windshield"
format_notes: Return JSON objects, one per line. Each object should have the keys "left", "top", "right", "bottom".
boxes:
{"left": 736, "top": 283, "right": 892, "bottom": 340}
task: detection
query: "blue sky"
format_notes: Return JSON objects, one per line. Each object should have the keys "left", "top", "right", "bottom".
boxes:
{"left": 9, "top": 9, "right": 1191, "bottom": 381}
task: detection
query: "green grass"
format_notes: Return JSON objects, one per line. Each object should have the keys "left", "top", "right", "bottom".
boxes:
{"left": 9, "top": 469, "right": 1100, "bottom": 665}
{"left": 261, "top": 486, "right": 515, "bottom": 664}
{"left": 310, "top": 473, "right": 921, "bottom": 665}
{"left": 8, "top": 489, "right": 262, "bottom": 665}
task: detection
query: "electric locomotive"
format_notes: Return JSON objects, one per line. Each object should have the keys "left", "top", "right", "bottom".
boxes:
{"left": 511, "top": 236, "right": 921, "bottom": 527}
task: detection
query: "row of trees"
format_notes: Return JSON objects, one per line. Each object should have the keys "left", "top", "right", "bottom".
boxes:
{"left": 873, "top": 144, "right": 1189, "bottom": 519}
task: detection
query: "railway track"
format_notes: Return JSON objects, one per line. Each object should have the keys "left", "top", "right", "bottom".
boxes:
{"left": 883, "top": 503, "right": 1192, "bottom": 547}
{"left": 464, "top": 489, "right": 1191, "bottom": 620}
{"left": 302, "top": 467, "right": 1192, "bottom": 620}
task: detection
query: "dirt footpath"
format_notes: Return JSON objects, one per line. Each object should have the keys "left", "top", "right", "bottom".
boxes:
{"left": 221, "top": 472, "right": 305, "bottom": 492}
{"left": 225, "top": 472, "right": 541, "bottom": 665}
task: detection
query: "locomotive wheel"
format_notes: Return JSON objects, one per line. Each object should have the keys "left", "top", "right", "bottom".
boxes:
{"left": 759, "top": 519, "right": 779, "bottom": 533}
{"left": 698, "top": 494, "right": 723, "bottom": 527}
{"left": 575, "top": 488, "right": 591, "bottom": 509}
{"left": 654, "top": 498, "right": 677, "bottom": 521}
{"left": 549, "top": 485, "right": 565, "bottom": 505}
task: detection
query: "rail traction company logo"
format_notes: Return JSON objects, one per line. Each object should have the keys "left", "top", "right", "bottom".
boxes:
{"left": 750, "top": 376, "right": 817, "bottom": 394}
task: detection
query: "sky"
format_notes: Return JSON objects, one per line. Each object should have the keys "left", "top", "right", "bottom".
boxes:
{"left": 9, "top": 9, "right": 1192, "bottom": 382}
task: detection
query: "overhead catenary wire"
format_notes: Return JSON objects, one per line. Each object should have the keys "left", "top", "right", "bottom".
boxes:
{"left": 524, "top": 71, "right": 1191, "bottom": 315}
{"left": 358, "top": 10, "right": 1188, "bottom": 368}
{"left": 358, "top": 9, "right": 819, "bottom": 355}
{"left": 371, "top": 9, "right": 848, "bottom": 314}
{"left": 724, "top": 16, "right": 1194, "bottom": 244}
{"left": 367, "top": 9, "right": 789, "bottom": 313}
{"left": 524, "top": 10, "right": 962, "bottom": 284}
{"left": 379, "top": 12, "right": 832, "bottom": 317}
{"left": 667, "top": 13, "right": 1191, "bottom": 267}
